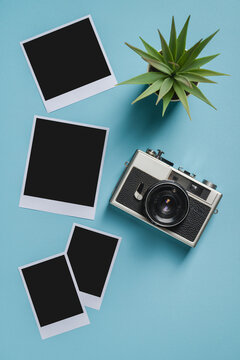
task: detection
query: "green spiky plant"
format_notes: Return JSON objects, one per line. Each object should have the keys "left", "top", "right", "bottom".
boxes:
{"left": 118, "top": 16, "right": 228, "bottom": 119}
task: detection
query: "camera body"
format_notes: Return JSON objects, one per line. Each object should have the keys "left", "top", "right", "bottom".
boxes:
{"left": 110, "top": 149, "right": 222, "bottom": 247}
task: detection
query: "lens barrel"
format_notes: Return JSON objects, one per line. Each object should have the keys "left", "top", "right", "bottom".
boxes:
{"left": 144, "top": 181, "right": 189, "bottom": 227}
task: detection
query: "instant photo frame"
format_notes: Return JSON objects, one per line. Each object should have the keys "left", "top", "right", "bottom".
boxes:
{"left": 66, "top": 223, "right": 121, "bottom": 310}
{"left": 20, "top": 15, "right": 117, "bottom": 112}
{"left": 19, "top": 224, "right": 121, "bottom": 338}
{"left": 19, "top": 254, "right": 90, "bottom": 339}
{"left": 19, "top": 116, "right": 109, "bottom": 219}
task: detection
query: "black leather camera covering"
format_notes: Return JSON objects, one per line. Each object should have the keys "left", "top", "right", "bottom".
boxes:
{"left": 116, "top": 167, "right": 211, "bottom": 242}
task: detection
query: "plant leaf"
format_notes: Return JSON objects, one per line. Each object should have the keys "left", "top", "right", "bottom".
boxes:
{"left": 169, "top": 17, "right": 177, "bottom": 60}
{"left": 182, "top": 54, "right": 220, "bottom": 71}
{"left": 118, "top": 72, "right": 167, "bottom": 85}
{"left": 158, "top": 30, "right": 174, "bottom": 67}
{"left": 139, "top": 37, "right": 164, "bottom": 62}
{"left": 187, "top": 68, "right": 229, "bottom": 76}
{"left": 156, "top": 77, "right": 174, "bottom": 105}
{"left": 173, "top": 81, "right": 191, "bottom": 119}
{"left": 176, "top": 15, "right": 190, "bottom": 61}
{"left": 180, "top": 72, "right": 217, "bottom": 83}
{"left": 182, "top": 83, "right": 216, "bottom": 109}
{"left": 125, "top": 42, "right": 158, "bottom": 61}
{"left": 174, "top": 75, "right": 192, "bottom": 87}
{"left": 178, "top": 39, "right": 202, "bottom": 68}
{"left": 169, "top": 61, "right": 180, "bottom": 68}
{"left": 190, "top": 29, "right": 219, "bottom": 59}
{"left": 162, "top": 88, "right": 175, "bottom": 116}
{"left": 143, "top": 57, "right": 172, "bottom": 75}
{"left": 132, "top": 79, "right": 164, "bottom": 104}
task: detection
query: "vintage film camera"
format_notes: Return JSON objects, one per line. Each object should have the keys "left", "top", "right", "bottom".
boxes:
{"left": 110, "top": 149, "right": 222, "bottom": 247}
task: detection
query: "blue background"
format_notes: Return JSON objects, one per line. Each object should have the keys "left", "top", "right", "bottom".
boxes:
{"left": 1, "top": 0, "right": 239, "bottom": 359}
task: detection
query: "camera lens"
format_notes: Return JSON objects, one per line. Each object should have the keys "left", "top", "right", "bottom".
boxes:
{"left": 159, "top": 195, "right": 177, "bottom": 216}
{"left": 144, "top": 181, "right": 189, "bottom": 227}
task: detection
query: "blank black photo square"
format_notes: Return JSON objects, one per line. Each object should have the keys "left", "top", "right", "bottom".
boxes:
{"left": 22, "top": 17, "right": 111, "bottom": 100}
{"left": 67, "top": 226, "right": 119, "bottom": 297}
{"left": 21, "top": 256, "right": 83, "bottom": 327}
{"left": 24, "top": 117, "right": 107, "bottom": 207}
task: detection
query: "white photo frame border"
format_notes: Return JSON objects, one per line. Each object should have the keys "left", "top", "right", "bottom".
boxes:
{"left": 19, "top": 115, "right": 109, "bottom": 220}
{"left": 19, "top": 253, "right": 90, "bottom": 340}
{"left": 20, "top": 14, "right": 117, "bottom": 112}
{"left": 65, "top": 223, "right": 122, "bottom": 310}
